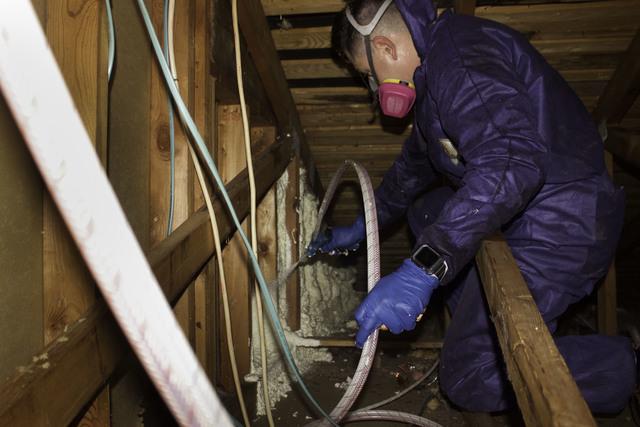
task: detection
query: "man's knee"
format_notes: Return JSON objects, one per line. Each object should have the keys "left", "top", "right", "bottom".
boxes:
{"left": 439, "top": 344, "right": 515, "bottom": 412}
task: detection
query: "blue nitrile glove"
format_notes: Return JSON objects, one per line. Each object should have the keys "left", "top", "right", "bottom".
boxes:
{"left": 354, "top": 259, "right": 439, "bottom": 348}
{"left": 306, "top": 216, "right": 366, "bottom": 257}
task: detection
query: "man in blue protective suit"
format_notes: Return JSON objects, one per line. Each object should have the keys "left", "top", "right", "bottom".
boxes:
{"left": 307, "top": 0, "right": 638, "bottom": 415}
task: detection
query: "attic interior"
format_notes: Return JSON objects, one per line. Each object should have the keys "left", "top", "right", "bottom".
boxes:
{"left": 0, "top": 0, "right": 639, "bottom": 426}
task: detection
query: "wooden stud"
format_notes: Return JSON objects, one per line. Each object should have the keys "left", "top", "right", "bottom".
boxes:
{"left": 285, "top": 158, "right": 301, "bottom": 330}
{"left": 593, "top": 28, "right": 640, "bottom": 124}
{"left": 237, "top": 0, "right": 324, "bottom": 196}
{"left": 148, "top": 0, "right": 195, "bottom": 345}
{"left": 193, "top": 0, "right": 217, "bottom": 379}
{"left": 43, "top": 0, "right": 110, "bottom": 424}
{"left": 216, "top": 105, "right": 252, "bottom": 391}
{"left": 476, "top": 235, "right": 596, "bottom": 427}
{"left": 212, "top": 0, "right": 275, "bottom": 126}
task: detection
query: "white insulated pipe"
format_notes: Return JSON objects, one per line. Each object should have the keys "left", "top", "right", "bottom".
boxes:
{"left": 0, "top": 2, "right": 232, "bottom": 426}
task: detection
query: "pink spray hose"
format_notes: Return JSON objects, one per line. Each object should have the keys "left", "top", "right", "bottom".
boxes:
{"left": 305, "top": 161, "right": 442, "bottom": 427}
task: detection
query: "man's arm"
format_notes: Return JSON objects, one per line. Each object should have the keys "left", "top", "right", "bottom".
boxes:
{"left": 417, "top": 23, "right": 547, "bottom": 284}
{"left": 375, "top": 124, "right": 436, "bottom": 228}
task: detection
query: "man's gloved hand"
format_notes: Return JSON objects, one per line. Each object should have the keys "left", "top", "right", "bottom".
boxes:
{"left": 306, "top": 216, "right": 366, "bottom": 257}
{"left": 354, "top": 259, "right": 439, "bottom": 348}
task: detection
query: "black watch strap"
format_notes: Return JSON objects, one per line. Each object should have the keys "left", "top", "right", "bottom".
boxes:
{"left": 411, "top": 244, "right": 448, "bottom": 281}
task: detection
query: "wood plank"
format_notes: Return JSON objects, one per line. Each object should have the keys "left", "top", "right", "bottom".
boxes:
{"left": 43, "top": 0, "right": 110, "bottom": 424}
{"left": 212, "top": 0, "right": 275, "bottom": 125}
{"left": 476, "top": 236, "right": 596, "bottom": 427}
{"left": 454, "top": 0, "right": 476, "bottom": 16}
{"left": 597, "top": 151, "right": 617, "bottom": 336}
{"left": 216, "top": 105, "right": 252, "bottom": 391}
{"left": 237, "top": 0, "right": 324, "bottom": 196}
{"left": 0, "top": 97, "right": 44, "bottom": 383}
{"left": 293, "top": 86, "right": 371, "bottom": 105}
{"left": 261, "top": 0, "right": 345, "bottom": 16}
{"left": 0, "top": 136, "right": 293, "bottom": 427}
{"left": 476, "top": 1, "right": 640, "bottom": 35}
{"left": 283, "top": 57, "right": 619, "bottom": 83}
{"left": 273, "top": 25, "right": 631, "bottom": 57}
{"left": 148, "top": 0, "right": 195, "bottom": 352}
{"left": 593, "top": 28, "right": 640, "bottom": 123}
{"left": 285, "top": 158, "right": 301, "bottom": 330}
{"left": 193, "top": 0, "right": 216, "bottom": 379}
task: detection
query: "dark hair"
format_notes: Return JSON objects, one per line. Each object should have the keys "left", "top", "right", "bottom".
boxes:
{"left": 332, "top": 0, "right": 399, "bottom": 64}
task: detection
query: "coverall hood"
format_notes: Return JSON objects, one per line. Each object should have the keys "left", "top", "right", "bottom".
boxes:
{"left": 394, "top": 0, "right": 438, "bottom": 60}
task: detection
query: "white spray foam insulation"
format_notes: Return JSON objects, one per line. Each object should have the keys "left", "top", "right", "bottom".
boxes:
{"left": 249, "top": 167, "right": 360, "bottom": 415}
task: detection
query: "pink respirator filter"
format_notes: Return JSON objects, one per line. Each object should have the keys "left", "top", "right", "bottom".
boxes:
{"left": 378, "top": 80, "right": 416, "bottom": 118}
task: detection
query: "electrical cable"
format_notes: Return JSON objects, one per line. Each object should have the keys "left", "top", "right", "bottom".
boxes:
{"left": 105, "top": 0, "right": 115, "bottom": 82}
{"left": 187, "top": 143, "right": 252, "bottom": 427}
{"left": 231, "top": 0, "right": 275, "bottom": 424}
{"left": 135, "top": 1, "right": 337, "bottom": 423}
{"left": 163, "top": 0, "right": 175, "bottom": 237}
{"left": 163, "top": 2, "right": 251, "bottom": 423}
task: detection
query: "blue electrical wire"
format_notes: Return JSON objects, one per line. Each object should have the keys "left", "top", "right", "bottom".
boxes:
{"left": 162, "top": 0, "right": 175, "bottom": 237}
{"left": 105, "top": 0, "right": 115, "bottom": 81}
{"left": 135, "top": 0, "right": 336, "bottom": 423}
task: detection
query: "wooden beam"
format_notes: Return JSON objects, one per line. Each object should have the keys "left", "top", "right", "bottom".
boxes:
{"left": 212, "top": 0, "right": 275, "bottom": 125}
{"left": 261, "top": 0, "right": 345, "bottom": 16}
{"left": 593, "top": 28, "right": 640, "bottom": 124}
{"left": 0, "top": 137, "right": 293, "bottom": 426}
{"left": 282, "top": 57, "right": 618, "bottom": 84}
{"left": 285, "top": 158, "right": 301, "bottom": 330}
{"left": 236, "top": 0, "right": 324, "bottom": 195}
{"left": 273, "top": 27, "right": 629, "bottom": 58}
{"left": 149, "top": 0, "right": 195, "bottom": 355}
{"left": 454, "top": 0, "right": 476, "bottom": 16}
{"left": 292, "top": 86, "right": 370, "bottom": 105}
{"left": 193, "top": 0, "right": 216, "bottom": 379}
{"left": 262, "top": 0, "right": 640, "bottom": 31}
{"left": 476, "top": 236, "right": 596, "bottom": 427}
{"left": 216, "top": 105, "right": 252, "bottom": 390}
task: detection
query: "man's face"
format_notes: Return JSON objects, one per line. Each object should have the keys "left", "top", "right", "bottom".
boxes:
{"left": 350, "top": 29, "right": 421, "bottom": 90}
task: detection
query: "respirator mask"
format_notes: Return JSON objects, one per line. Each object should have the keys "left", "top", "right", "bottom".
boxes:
{"left": 346, "top": 0, "right": 416, "bottom": 118}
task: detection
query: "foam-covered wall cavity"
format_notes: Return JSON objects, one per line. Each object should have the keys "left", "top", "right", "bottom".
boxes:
{"left": 248, "top": 166, "right": 360, "bottom": 415}
{"left": 298, "top": 169, "right": 360, "bottom": 337}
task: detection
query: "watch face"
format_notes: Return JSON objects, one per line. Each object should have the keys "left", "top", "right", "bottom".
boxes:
{"left": 414, "top": 245, "right": 440, "bottom": 269}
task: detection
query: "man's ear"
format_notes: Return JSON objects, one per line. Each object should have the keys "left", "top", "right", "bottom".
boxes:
{"left": 371, "top": 36, "right": 397, "bottom": 62}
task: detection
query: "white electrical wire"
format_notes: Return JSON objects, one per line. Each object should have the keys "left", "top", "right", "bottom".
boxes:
{"left": 231, "top": 0, "right": 275, "bottom": 425}
{"left": 187, "top": 143, "right": 251, "bottom": 427}
{"left": 166, "top": 3, "right": 250, "bottom": 425}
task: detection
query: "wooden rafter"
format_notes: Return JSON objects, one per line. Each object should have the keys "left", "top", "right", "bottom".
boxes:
{"left": 237, "top": 0, "right": 324, "bottom": 194}
{"left": 593, "top": 28, "right": 640, "bottom": 124}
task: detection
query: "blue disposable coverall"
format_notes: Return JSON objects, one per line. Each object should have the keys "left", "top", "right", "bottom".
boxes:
{"left": 371, "top": 0, "right": 637, "bottom": 413}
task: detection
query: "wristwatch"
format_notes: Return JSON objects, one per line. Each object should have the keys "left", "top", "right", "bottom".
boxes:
{"left": 411, "top": 244, "right": 448, "bottom": 281}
